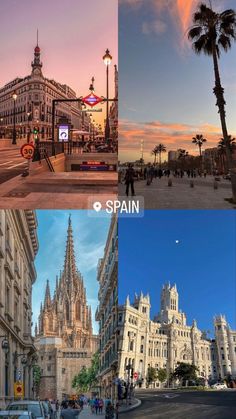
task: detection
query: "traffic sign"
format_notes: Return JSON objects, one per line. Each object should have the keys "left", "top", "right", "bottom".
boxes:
{"left": 20, "top": 143, "right": 35, "bottom": 160}
{"left": 14, "top": 381, "right": 24, "bottom": 397}
{"left": 133, "top": 372, "right": 138, "bottom": 380}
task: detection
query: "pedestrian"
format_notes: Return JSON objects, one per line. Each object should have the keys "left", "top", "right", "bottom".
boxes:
{"left": 98, "top": 399, "right": 104, "bottom": 414}
{"left": 94, "top": 397, "right": 99, "bottom": 415}
{"left": 125, "top": 163, "right": 135, "bottom": 196}
{"left": 60, "top": 400, "right": 81, "bottom": 419}
{"left": 105, "top": 401, "right": 115, "bottom": 419}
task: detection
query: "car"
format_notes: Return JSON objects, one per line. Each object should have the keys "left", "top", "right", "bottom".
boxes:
{"left": 211, "top": 382, "right": 227, "bottom": 389}
{"left": 0, "top": 411, "right": 35, "bottom": 419}
{"left": 7, "top": 401, "right": 45, "bottom": 419}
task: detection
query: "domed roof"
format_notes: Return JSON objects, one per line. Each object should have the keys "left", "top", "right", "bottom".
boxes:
{"left": 35, "top": 45, "right": 40, "bottom": 53}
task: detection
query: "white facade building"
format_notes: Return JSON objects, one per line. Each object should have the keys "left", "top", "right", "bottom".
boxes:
{"left": 118, "top": 283, "right": 236, "bottom": 388}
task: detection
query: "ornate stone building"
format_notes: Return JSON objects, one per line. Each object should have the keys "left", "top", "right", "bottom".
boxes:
{"left": 0, "top": 39, "right": 86, "bottom": 140}
{"left": 0, "top": 210, "right": 38, "bottom": 408}
{"left": 118, "top": 283, "right": 236, "bottom": 387}
{"left": 96, "top": 216, "right": 118, "bottom": 400}
{"left": 35, "top": 216, "right": 98, "bottom": 400}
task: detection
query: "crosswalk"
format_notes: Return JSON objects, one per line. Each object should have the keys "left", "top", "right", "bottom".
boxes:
{"left": 0, "top": 148, "right": 28, "bottom": 183}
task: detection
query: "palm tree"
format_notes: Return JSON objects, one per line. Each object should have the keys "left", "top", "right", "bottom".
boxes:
{"left": 178, "top": 149, "right": 189, "bottom": 170}
{"left": 151, "top": 146, "right": 158, "bottom": 165}
{"left": 156, "top": 143, "right": 167, "bottom": 167}
{"left": 218, "top": 136, "right": 236, "bottom": 173}
{"left": 188, "top": 3, "right": 236, "bottom": 196}
{"left": 192, "top": 134, "right": 207, "bottom": 158}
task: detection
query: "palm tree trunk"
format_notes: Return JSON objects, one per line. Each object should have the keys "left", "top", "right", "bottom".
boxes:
{"left": 159, "top": 152, "right": 161, "bottom": 167}
{"left": 212, "top": 43, "right": 236, "bottom": 199}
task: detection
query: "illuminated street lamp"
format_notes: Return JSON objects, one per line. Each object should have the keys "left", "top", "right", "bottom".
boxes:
{"left": 103, "top": 48, "right": 112, "bottom": 141}
{"left": 12, "top": 92, "right": 17, "bottom": 144}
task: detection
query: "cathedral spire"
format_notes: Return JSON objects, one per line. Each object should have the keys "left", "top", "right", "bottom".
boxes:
{"left": 63, "top": 215, "right": 77, "bottom": 292}
{"left": 44, "top": 279, "right": 51, "bottom": 309}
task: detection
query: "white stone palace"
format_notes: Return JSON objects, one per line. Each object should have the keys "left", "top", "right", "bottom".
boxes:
{"left": 118, "top": 283, "right": 236, "bottom": 387}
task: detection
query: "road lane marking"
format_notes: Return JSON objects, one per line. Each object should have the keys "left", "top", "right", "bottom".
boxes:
{"left": 6, "top": 162, "right": 26, "bottom": 169}
{"left": 0, "top": 161, "right": 14, "bottom": 166}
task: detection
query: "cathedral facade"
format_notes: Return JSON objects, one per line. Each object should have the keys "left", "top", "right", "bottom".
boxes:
{"left": 35, "top": 216, "right": 98, "bottom": 400}
{"left": 118, "top": 283, "right": 236, "bottom": 387}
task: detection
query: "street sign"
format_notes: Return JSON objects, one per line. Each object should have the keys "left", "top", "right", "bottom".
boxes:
{"left": 82, "top": 93, "right": 103, "bottom": 108}
{"left": 133, "top": 372, "right": 138, "bottom": 380}
{"left": 58, "top": 125, "right": 69, "bottom": 142}
{"left": 20, "top": 143, "right": 35, "bottom": 160}
{"left": 14, "top": 381, "right": 24, "bottom": 397}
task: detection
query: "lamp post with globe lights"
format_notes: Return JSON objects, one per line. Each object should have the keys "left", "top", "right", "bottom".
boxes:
{"left": 12, "top": 92, "right": 17, "bottom": 144}
{"left": 103, "top": 48, "right": 112, "bottom": 141}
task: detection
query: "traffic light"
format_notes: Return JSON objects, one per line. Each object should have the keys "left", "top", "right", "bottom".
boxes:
{"left": 33, "top": 127, "right": 39, "bottom": 135}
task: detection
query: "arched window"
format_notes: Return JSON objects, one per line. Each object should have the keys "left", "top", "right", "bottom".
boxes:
{"left": 76, "top": 301, "right": 81, "bottom": 320}
{"left": 66, "top": 302, "right": 69, "bottom": 321}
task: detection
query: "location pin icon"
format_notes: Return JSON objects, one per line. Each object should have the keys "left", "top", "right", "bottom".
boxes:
{"left": 93, "top": 201, "right": 102, "bottom": 212}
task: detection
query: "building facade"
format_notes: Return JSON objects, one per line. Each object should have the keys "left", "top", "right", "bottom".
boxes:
{"left": 0, "top": 41, "right": 86, "bottom": 141}
{"left": 118, "top": 283, "right": 236, "bottom": 388}
{"left": 96, "top": 216, "right": 118, "bottom": 400}
{"left": 35, "top": 216, "right": 98, "bottom": 400}
{"left": 0, "top": 210, "right": 38, "bottom": 408}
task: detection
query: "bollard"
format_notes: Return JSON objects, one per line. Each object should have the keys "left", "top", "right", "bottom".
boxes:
{"left": 190, "top": 180, "right": 194, "bottom": 188}
{"left": 214, "top": 180, "right": 218, "bottom": 190}
{"left": 168, "top": 179, "right": 172, "bottom": 187}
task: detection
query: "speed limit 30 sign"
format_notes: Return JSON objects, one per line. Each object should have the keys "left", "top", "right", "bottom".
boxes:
{"left": 20, "top": 143, "right": 35, "bottom": 160}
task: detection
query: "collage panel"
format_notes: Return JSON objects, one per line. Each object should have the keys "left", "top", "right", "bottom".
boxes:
{"left": 119, "top": 0, "right": 236, "bottom": 210}
{"left": 0, "top": 1, "right": 236, "bottom": 419}
{"left": 0, "top": 0, "right": 118, "bottom": 210}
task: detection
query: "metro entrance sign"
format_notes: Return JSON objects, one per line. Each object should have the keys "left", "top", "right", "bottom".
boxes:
{"left": 82, "top": 93, "right": 103, "bottom": 108}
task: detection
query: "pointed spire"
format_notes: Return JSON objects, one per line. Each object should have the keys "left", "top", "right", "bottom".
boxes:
{"left": 63, "top": 215, "right": 77, "bottom": 292}
{"left": 35, "top": 323, "right": 38, "bottom": 336}
{"left": 44, "top": 279, "right": 51, "bottom": 309}
{"left": 37, "top": 28, "right": 39, "bottom": 46}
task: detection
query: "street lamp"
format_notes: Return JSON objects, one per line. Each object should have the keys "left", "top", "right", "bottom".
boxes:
{"left": 12, "top": 92, "right": 17, "bottom": 145}
{"left": 27, "top": 112, "right": 31, "bottom": 143}
{"left": 103, "top": 48, "right": 112, "bottom": 141}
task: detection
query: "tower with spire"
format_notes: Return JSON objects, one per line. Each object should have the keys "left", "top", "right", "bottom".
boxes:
{"left": 36, "top": 216, "right": 94, "bottom": 348}
{"left": 31, "top": 30, "right": 43, "bottom": 77}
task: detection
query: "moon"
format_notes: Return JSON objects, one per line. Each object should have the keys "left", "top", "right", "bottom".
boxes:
{"left": 175, "top": 240, "right": 180, "bottom": 244}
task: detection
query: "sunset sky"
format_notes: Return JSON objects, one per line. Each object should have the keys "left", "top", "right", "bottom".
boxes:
{"left": 0, "top": 0, "right": 117, "bottom": 127}
{"left": 119, "top": 0, "right": 236, "bottom": 162}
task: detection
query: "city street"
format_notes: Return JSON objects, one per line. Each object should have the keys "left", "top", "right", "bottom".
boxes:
{"left": 122, "top": 389, "right": 236, "bottom": 419}
{"left": 119, "top": 177, "right": 235, "bottom": 209}
{"left": 0, "top": 147, "right": 28, "bottom": 183}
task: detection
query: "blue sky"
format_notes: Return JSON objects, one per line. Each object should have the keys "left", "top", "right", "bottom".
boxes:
{"left": 119, "top": 0, "right": 236, "bottom": 162}
{"left": 119, "top": 210, "right": 236, "bottom": 335}
{"left": 32, "top": 210, "right": 111, "bottom": 334}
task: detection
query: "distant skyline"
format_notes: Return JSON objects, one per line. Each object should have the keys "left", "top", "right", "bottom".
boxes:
{"left": 0, "top": 0, "right": 117, "bottom": 126}
{"left": 119, "top": 210, "right": 236, "bottom": 335}
{"left": 119, "top": 0, "right": 236, "bottom": 162}
{"left": 32, "top": 210, "right": 111, "bottom": 335}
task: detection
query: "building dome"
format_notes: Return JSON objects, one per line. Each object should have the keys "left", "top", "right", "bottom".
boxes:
{"left": 35, "top": 45, "right": 40, "bottom": 53}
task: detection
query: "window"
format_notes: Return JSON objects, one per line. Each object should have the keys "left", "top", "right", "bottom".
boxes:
{"left": 47, "top": 365, "right": 51, "bottom": 372}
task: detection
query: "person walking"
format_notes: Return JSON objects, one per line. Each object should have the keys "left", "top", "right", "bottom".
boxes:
{"left": 98, "top": 399, "right": 104, "bottom": 415}
{"left": 105, "top": 401, "right": 115, "bottom": 419}
{"left": 60, "top": 400, "right": 81, "bottom": 419}
{"left": 94, "top": 398, "right": 99, "bottom": 415}
{"left": 125, "top": 164, "right": 135, "bottom": 196}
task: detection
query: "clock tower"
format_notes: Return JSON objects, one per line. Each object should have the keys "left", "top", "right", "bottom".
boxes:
{"left": 31, "top": 31, "right": 43, "bottom": 77}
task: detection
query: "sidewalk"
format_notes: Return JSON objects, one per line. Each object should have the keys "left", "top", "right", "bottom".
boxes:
{"left": 118, "top": 398, "right": 141, "bottom": 414}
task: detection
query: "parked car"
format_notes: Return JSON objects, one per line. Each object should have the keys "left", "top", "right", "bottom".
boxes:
{"left": 7, "top": 402, "right": 45, "bottom": 419}
{"left": 211, "top": 382, "right": 227, "bottom": 390}
{"left": 0, "top": 411, "right": 34, "bottom": 419}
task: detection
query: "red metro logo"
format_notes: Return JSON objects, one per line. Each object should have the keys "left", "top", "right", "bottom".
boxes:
{"left": 82, "top": 93, "right": 103, "bottom": 107}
